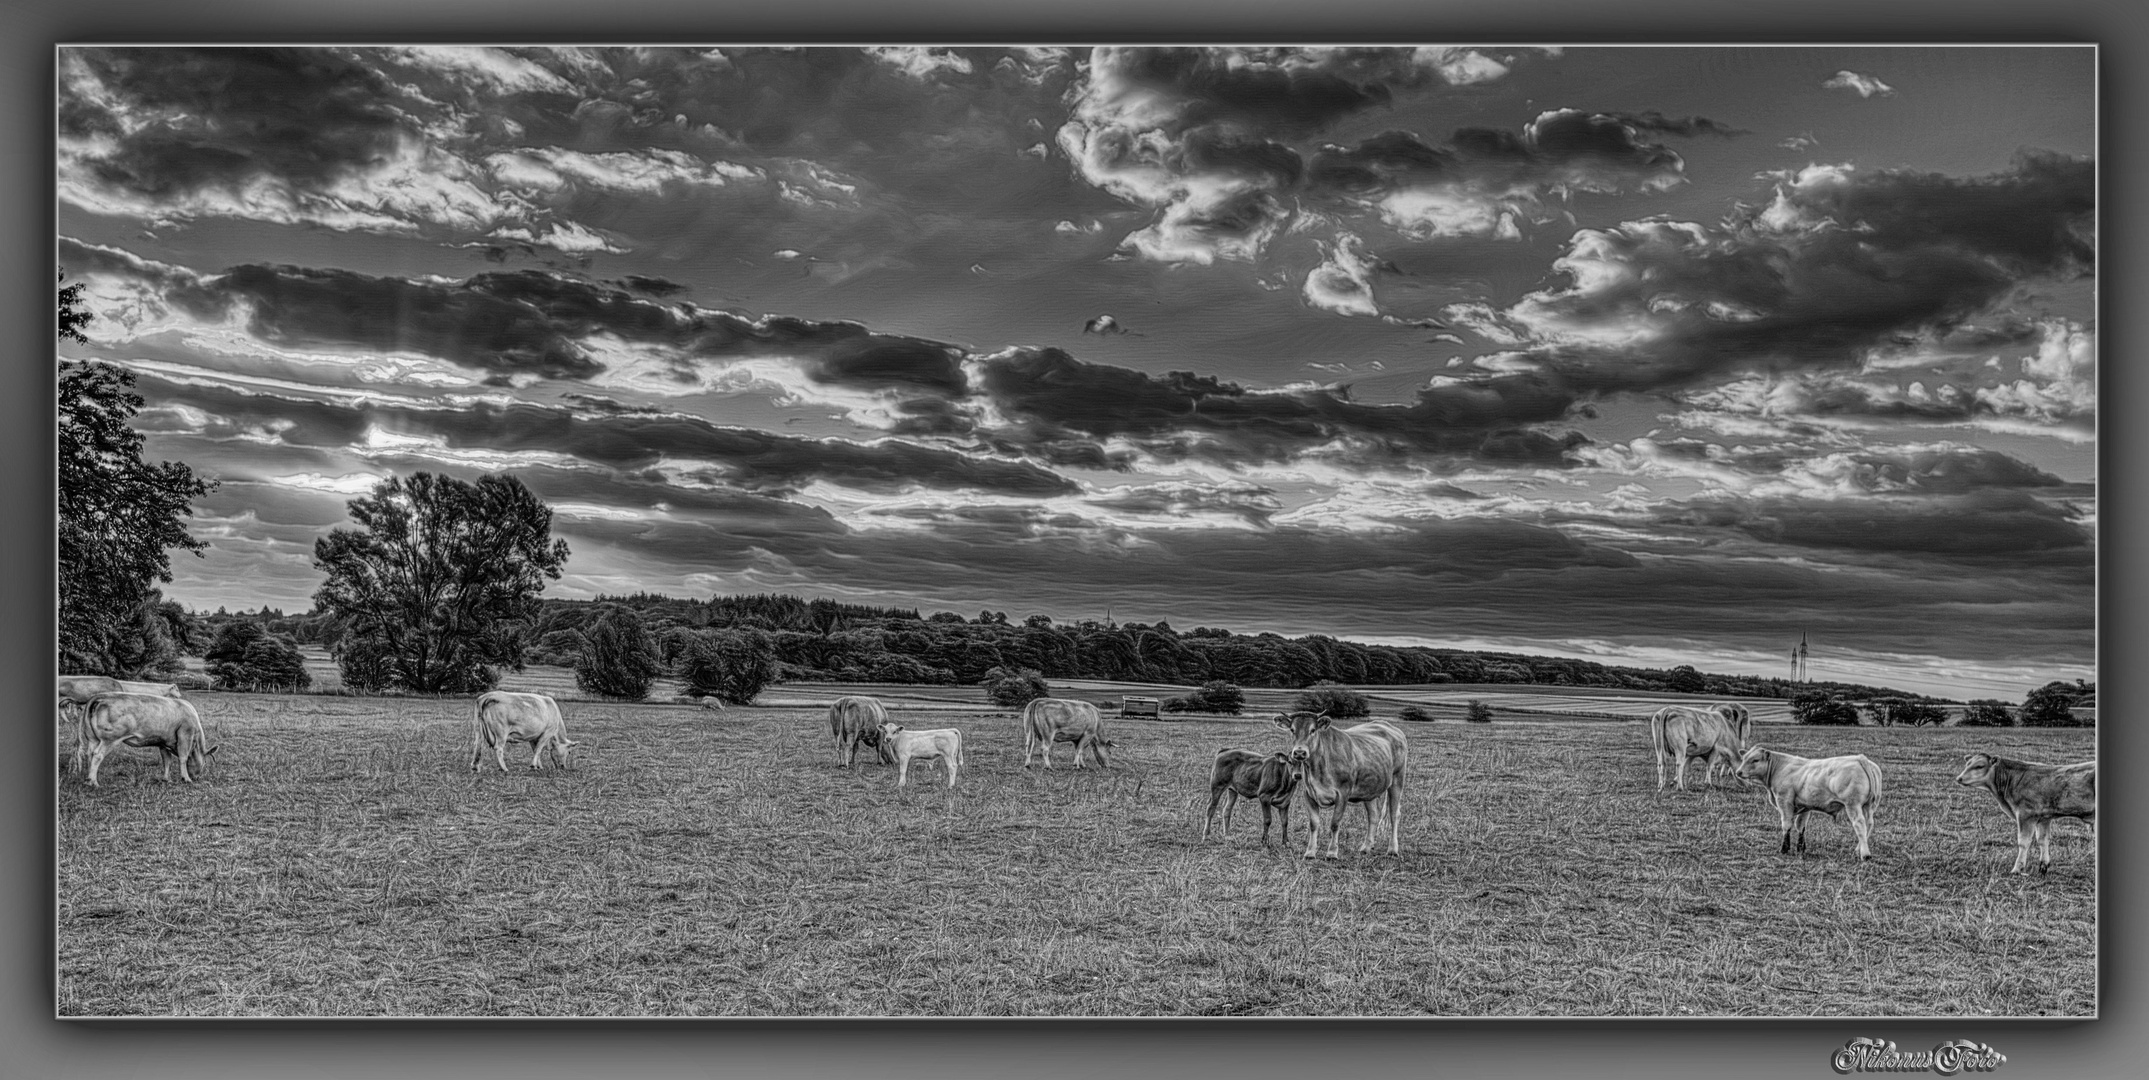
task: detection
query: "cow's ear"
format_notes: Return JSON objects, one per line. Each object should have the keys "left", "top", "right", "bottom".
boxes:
{"left": 1269, "top": 713, "right": 1294, "bottom": 730}
{"left": 1312, "top": 714, "right": 1332, "bottom": 730}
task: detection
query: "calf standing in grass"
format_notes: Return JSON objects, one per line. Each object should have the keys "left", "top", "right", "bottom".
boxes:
{"left": 1202, "top": 749, "right": 1300, "bottom": 846}
{"left": 876, "top": 722, "right": 963, "bottom": 789}
{"left": 80, "top": 692, "right": 215, "bottom": 787}
{"left": 1734, "top": 745, "right": 1882, "bottom": 860}
{"left": 470, "top": 691, "right": 578, "bottom": 772}
{"left": 1272, "top": 712, "right": 1407, "bottom": 860}
{"left": 828, "top": 695, "right": 893, "bottom": 768}
{"left": 1955, "top": 752, "right": 2096, "bottom": 874}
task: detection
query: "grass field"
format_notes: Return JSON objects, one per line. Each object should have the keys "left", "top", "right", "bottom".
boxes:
{"left": 55, "top": 691, "right": 2095, "bottom": 1017}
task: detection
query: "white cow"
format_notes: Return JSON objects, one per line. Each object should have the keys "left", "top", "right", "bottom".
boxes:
{"left": 80, "top": 692, "right": 215, "bottom": 787}
{"left": 1734, "top": 745, "right": 1883, "bottom": 860}
{"left": 1649, "top": 705, "right": 1745, "bottom": 791}
{"left": 1021, "top": 698, "right": 1112, "bottom": 769}
{"left": 59, "top": 676, "right": 184, "bottom": 776}
{"left": 877, "top": 722, "right": 963, "bottom": 789}
{"left": 470, "top": 691, "right": 578, "bottom": 772}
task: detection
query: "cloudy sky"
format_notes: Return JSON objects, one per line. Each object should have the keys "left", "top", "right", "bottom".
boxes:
{"left": 55, "top": 45, "right": 2094, "bottom": 699}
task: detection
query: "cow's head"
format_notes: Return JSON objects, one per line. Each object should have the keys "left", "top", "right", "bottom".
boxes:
{"left": 1270, "top": 712, "right": 1331, "bottom": 764}
{"left": 877, "top": 722, "right": 904, "bottom": 743}
{"left": 1733, "top": 745, "right": 1771, "bottom": 784}
{"left": 552, "top": 737, "right": 579, "bottom": 766}
{"left": 1955, "top": 752, "right": 1998, "bottom": 788}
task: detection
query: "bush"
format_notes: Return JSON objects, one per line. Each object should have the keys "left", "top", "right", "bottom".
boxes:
{"left": 1193, "top": 680, "right": 1245, "bottom": 715}
{"left": 1398, "top": 704, "right": 1435, "bottom": 723}
{"left": 205, "top": 622, "right": 312, "bottom": 693}
{"left": 527, "top": 628, "right": 586, "bottom": 667}
{"left": 677, "top": 627, "right": 777, "bottom": 705}
{"left": 1959, "top": 700, "right": 2015, "bottom": 727}
{"left": 1792, "top": 691, "right": 1860, "bottom": 725}
{"left": 575, "top": 607, "right": 663, "bottom": 701}
{"left": 1463, "top": 700, "right": 1494, "bottom": 723}
{"left": 1163, "top": 681, "right": 1244, "bottom": 715}
{"left": 981, "top": 665, "right": 1049, "bottom": 708}
{"left": 2021, "top": 680, "right": 2093, "bottom": 727}
{"left": 1294, "top": 681, "right": 1370, "bottom": 718}
{"left": 1863, "top": 697, "right": 1949, "bottom": 727}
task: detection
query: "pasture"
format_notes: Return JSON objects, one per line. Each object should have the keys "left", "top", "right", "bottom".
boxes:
{"left": 55, "top": 692, "right": 2095, "bottom": 1017}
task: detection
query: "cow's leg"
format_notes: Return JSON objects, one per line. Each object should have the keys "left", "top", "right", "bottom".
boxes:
{"left": 1203, "top": 788, "right": 1224, "bottom": 840}
{"left": 1276, "top": 800, "right": 1290, "bottom": 848}
{"left": 496, "top": 734, "right": 511, "bottom": 773}
{"left": 946, "top": 754, "right": 959, "bottom": 789}
{"left": 1654, "top": 742, "right": 1667, "bottom": 792}
{"left": 1851, "top": 804, "right": 1873, "bottom": 860}
{"left": 1386, "top": 786, "right": 1403, "bottom": 856}
{"left": 1358, "top": 800, "right": 1377, "bottom": 854}
{"left": 1776, "top": 802, "right": 1794, "bottom": 854}
{"left": 471, "top": 729, "right": 487, "bottom": 772}
{"left": 1327, "top": 802, "right": 1346, "bottom": 859}
{"left": 2011, "top": 817, "right": 2033, "bottom": 873}
{"left": 1302, "top": 802, "right": 1325, "bottom": 860}
{"left": 1674, "top": 752, "right": 1690, "bottom": 793}
{"left": 843, "top": 736, "right": 856, "bottom": 768}
{"left": 2035, "top": 820, "right": 2054, "bottom": 873}
{"left": 87, "top": 741, "right": 112, "bottom": 788}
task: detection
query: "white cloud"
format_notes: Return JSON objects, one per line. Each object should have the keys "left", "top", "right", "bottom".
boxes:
{"left": 1822, "top": 69, "right": 1896, "bottom": 98}
{"left": 1301, "top": 232, "right": 1383, "bottom": 317}
{"left": 863, "top": 47, "right": 975, "bottom": 80}
{"left": 377, "top": 46, "right": 578, "bottom": 96}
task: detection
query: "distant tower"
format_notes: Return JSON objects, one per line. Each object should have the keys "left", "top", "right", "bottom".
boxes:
{"left": 1790, "top": 630, "right": 1810, "bottom": 683}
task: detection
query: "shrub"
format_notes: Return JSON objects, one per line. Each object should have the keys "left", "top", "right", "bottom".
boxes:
{"left": 1193, "top": 680, "right": 1245, "bottom": 715}
{"left": 1294, "top": 680, "right": 1370, "bottom": 718}
{"left": 1162, "top": 695, "right": 1199, "bottom": 713}
{"left": 575, "top": 607, "right": 663, "bottom": 701}
{"left": 2021, "top": 680, "right": 2093, "bottom": 727}
{"left": 1863, "top": 697, "right": 1950, "bottom": 727}
{"left": 1791, "top": 692, "right": 1860, "bottom": 725}
{"left": 204, "top": 622, "right": 312, "bottom": 693}
{"left": 981, "top": 665, "right": 1049, "bottom": 708}
{"left": 678, "top": 627, "right": 777, "bottom": 705}
{"left": 1398, "top": 704, "right": 1435, "bottom": 723}
{"left": 1463, "top": 700, "right": 1494, "bottom": 723}
{"left": 1959, "top": 700, "right": 2015, "bottom": 727}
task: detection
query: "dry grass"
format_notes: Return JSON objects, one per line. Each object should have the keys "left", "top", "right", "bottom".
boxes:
{"left": 55, "top": 695, "right": 2095, "bottom": 1017}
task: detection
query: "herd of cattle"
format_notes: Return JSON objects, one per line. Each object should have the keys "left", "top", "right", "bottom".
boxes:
{"left": 55, "top": 680, "right": 2096, "bottom": 873}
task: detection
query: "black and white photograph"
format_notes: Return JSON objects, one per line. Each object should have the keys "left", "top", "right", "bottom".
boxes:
{"left": 53, "top": 43, "right": 2096, "bottom": 1019}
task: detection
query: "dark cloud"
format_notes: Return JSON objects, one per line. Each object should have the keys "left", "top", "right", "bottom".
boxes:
{"left": 61, "top": 48, "right": 413, "bottom": 196}
{"left": 1104, "top": 48, "right": 1400, "bottom": 136}
{"left": 135, "top": 375, "right": 1079, "bottom": 498}
{"left": 1610, "top": 112, "right": 1747, "bottom": 138}
{"left": 618, "top": 275, "right": 687, "bottom": 296}
{"left": 1656, "top": 489, "right": 2091, "bottom": 558}
{"left": 971, "top": 348, "right": 1587, "bottom": 469}
{"left": 1475, "top": 153, "right": 2096, "bottom": 399}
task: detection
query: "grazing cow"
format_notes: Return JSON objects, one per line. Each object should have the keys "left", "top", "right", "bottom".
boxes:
{"left": 1271, "top": 712, "right": 1407, "bottom": 860}
{"left": 1734, "top": 746, "right": 1882, "bottom": 860}
{"left": 828, "top": 695, "right": 894, "bottom": 767}
{"left": 59, "top": 676, "right": 184, "bottom": 775}
{"left": 669, "top": 695, "right": 726, "bottom": 712}
{"left": 876, "top": 722, "right": 963, "bottom": 789}
{"left": 1022, "top": 698, "right": 1112, "bottom": 769}
{"left": 470, "top": 691, "right": 578, "bottom": 772}
{"left": 80, "top": 692, "right": 215, "bottom": 787}
{"left": 1955, "top": 753, "right": 2096, "bottom": 874}
{"left": 1712, "top": 702, "right": 1753, "bottom": 744}
{"left": 1649, "top": 705, "right": 1746, "bottom": 791}
{"left": 1202, "top": 749, "right": 1301, "bottom": 846}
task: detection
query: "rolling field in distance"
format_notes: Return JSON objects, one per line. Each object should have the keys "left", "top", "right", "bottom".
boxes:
{"left": 56, "top": 690, "right": 2095, "bottom": 1017}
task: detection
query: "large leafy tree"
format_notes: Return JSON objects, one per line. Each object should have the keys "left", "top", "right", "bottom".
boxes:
{"left": 57, "top": 270, "right": 216, "bottom": 675}
{"left": 313, "top": 472, "right": 569, "bottom": 693}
